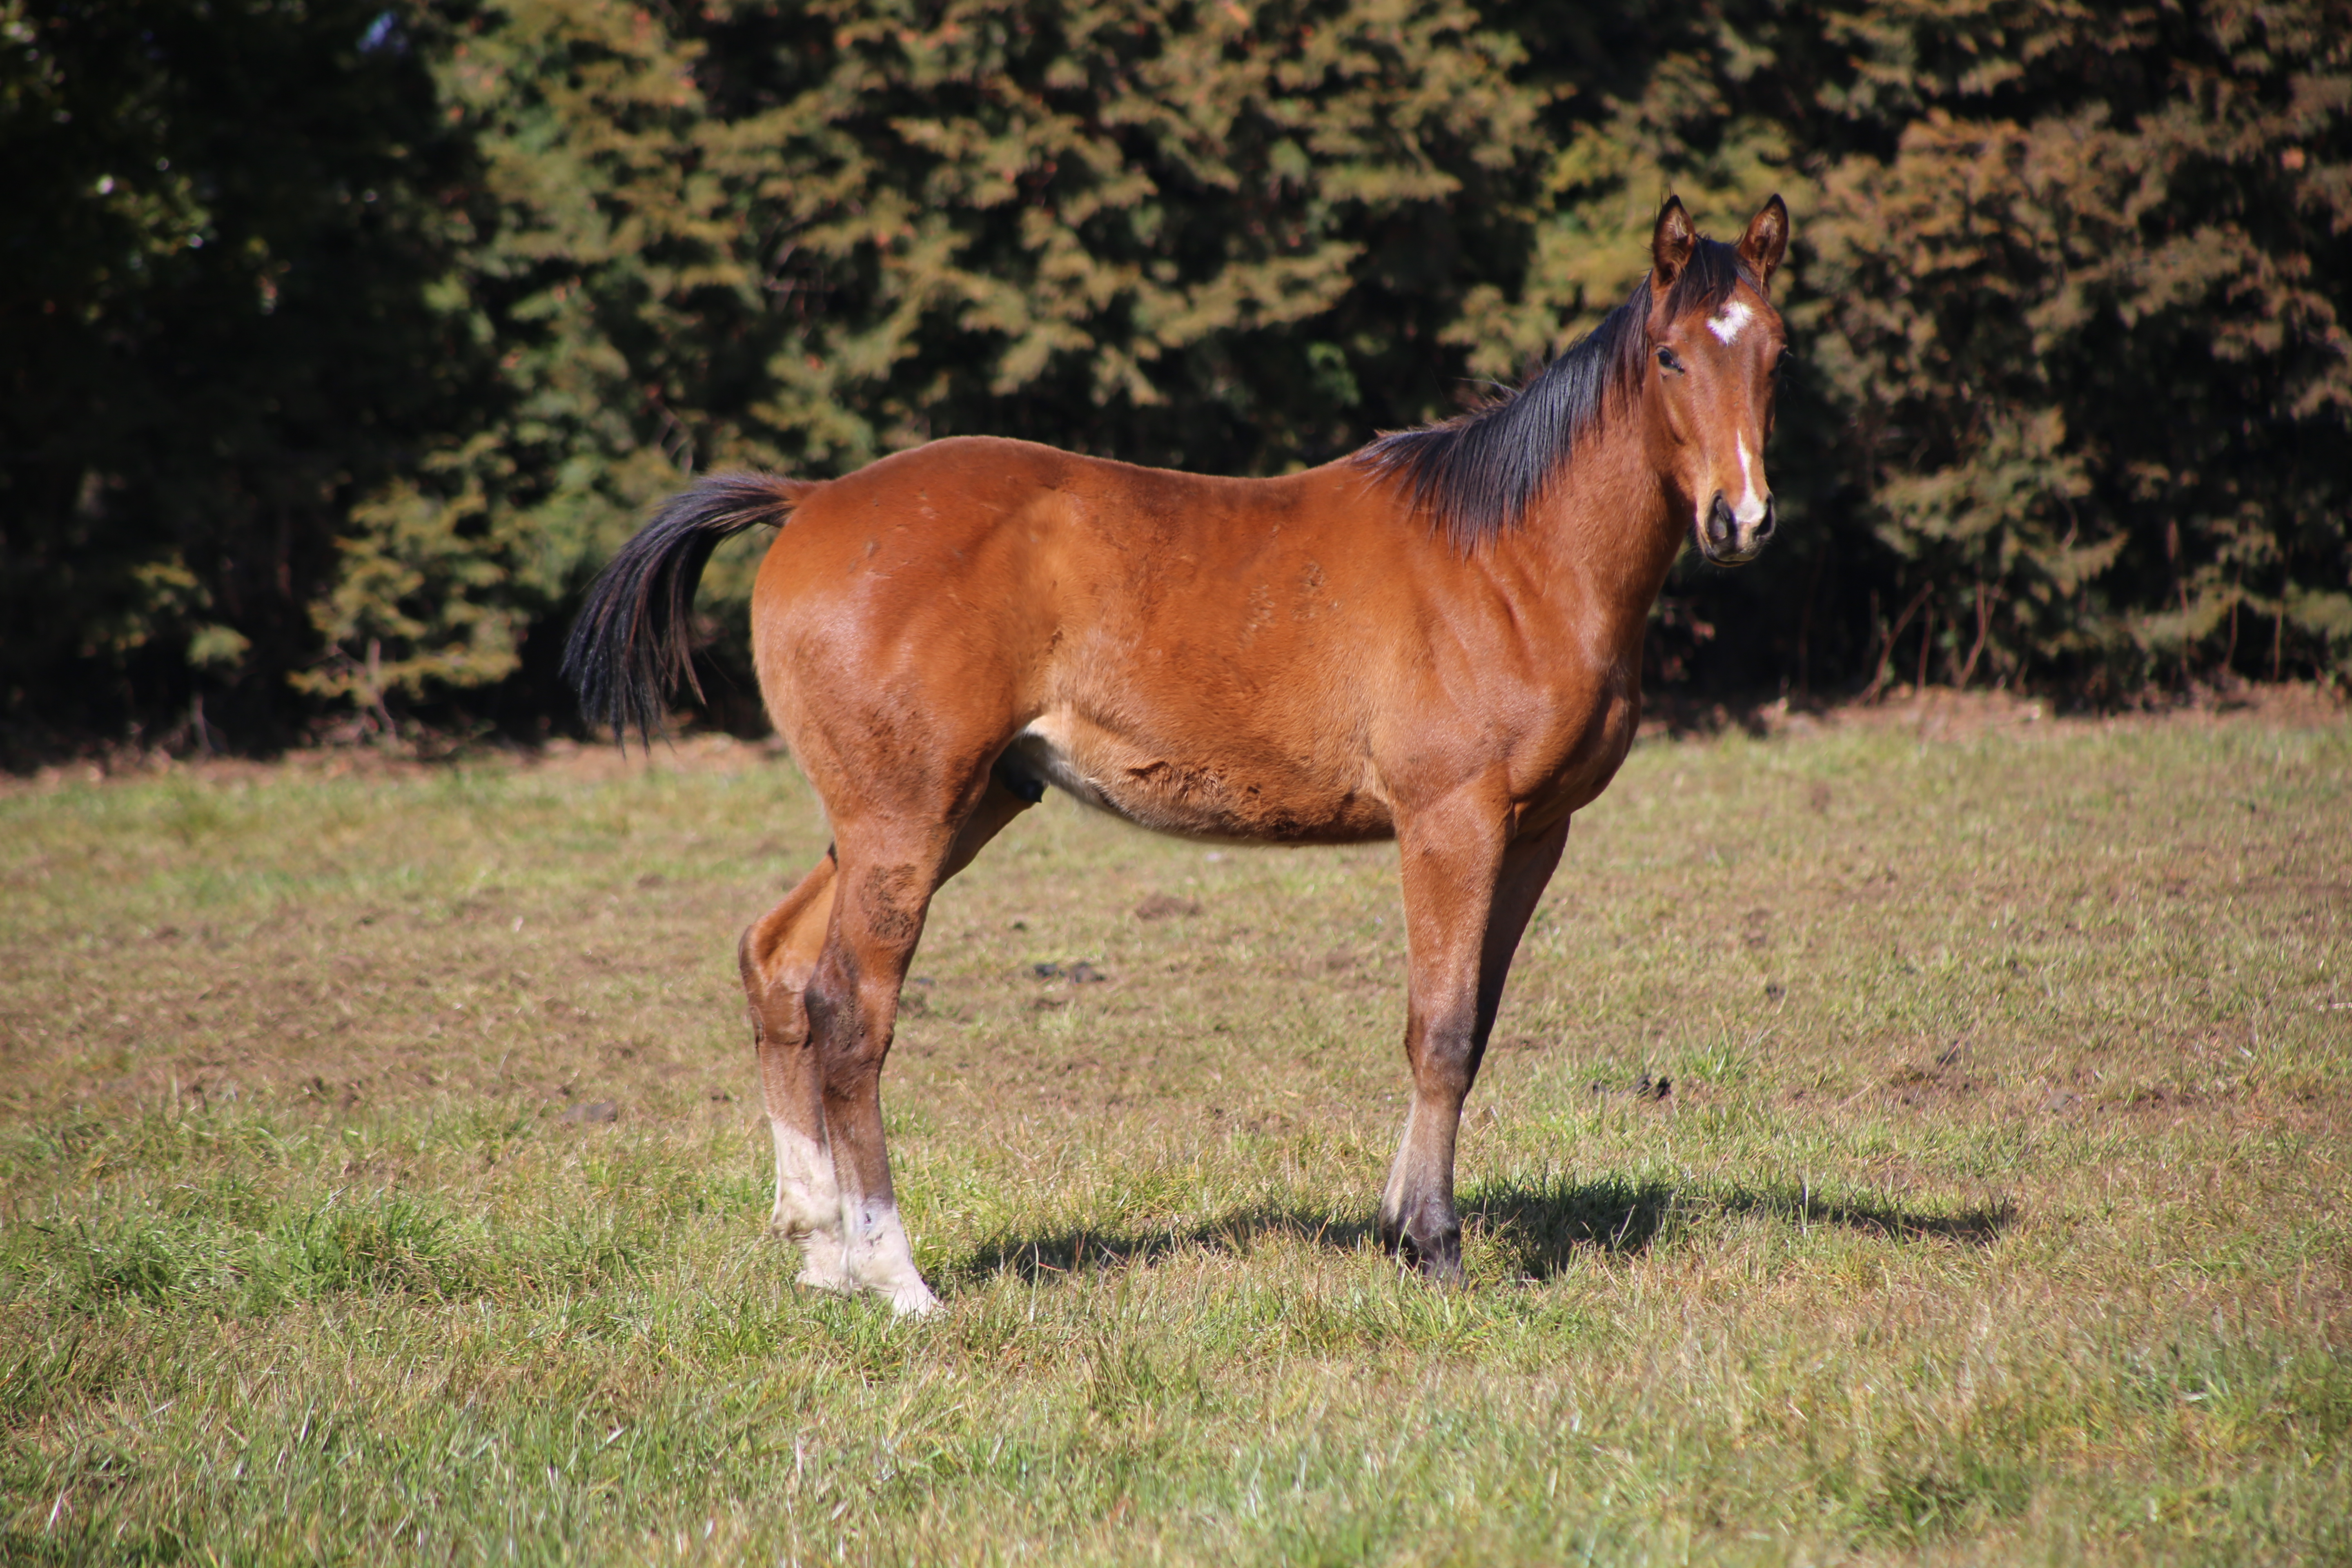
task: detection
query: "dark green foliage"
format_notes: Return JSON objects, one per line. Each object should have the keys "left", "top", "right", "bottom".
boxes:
{"left": 1479, "top": 0, "right": 2352, "bottom": 695}
{"left": 1798, "top": 0, "right": 2352, "bottom": 695}
{"left": 3, "top": 0, "right": 2346, "bottom": 756}
{"left": 305, "top": 0, "right": 1555, "bottom": 727}
{"left": 0, "top": 0, "right": 488, "bottom": 757}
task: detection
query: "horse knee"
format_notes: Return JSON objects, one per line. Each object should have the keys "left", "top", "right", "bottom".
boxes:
{"left": 1411, "top": 1028, "right": 1482, "bottom": 1102}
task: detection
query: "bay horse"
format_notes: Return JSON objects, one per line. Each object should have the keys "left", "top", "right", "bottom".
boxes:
{"left": 566, "top": 195, "right": 1790, "bottom": 1314}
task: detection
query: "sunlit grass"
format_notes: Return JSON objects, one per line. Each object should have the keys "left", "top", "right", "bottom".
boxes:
{"left": 2, "top": 710, "right": 2347, "bottom": 1564}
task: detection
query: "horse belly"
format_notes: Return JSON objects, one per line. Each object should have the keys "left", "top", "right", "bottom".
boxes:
{"left": 1006, "top": 713, "right": 1391, "bottom": 844}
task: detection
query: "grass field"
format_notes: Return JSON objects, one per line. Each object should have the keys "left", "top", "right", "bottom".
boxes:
{"left": 2, "top": 699, "right": 2348, "bottom": 1565}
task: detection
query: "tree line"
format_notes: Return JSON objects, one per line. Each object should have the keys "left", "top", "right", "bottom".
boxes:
{"left": 4, "top": 0, "right": 2346, "bottom": 760}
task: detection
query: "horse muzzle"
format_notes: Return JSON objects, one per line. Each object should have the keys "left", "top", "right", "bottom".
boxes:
{"left": 1697, "top": 489, "right": 1775, "bottom": 566}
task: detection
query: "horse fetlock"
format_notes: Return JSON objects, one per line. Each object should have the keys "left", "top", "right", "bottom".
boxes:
{"left": 771, "top": 1183, "right": 852, "bottom": 1292}
{"left": 770, "top": 1199, "right": 840, "bottom": 1243}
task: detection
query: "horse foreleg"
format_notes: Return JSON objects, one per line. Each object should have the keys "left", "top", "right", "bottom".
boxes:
{"left": 1381, "top": 807, "right": 1570, "bottom": 1281}
{"left": 740, "top": 850, "right": 848, "bottom": 1292}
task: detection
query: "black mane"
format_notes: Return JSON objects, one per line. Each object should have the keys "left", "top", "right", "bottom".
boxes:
{"left": 1358, "top": 237, "right": 1756, "bottom": 550}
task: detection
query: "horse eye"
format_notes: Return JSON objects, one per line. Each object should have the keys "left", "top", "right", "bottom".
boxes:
{"left": 1657, "top": 347, "right": 1684, "bottom": 373}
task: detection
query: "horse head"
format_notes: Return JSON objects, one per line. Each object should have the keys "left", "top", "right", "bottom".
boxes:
{"left": 1644, "top": 194, "right": 1790, "bottom": 567}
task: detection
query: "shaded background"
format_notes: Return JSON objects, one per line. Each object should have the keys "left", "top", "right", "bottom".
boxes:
{"left": 4, "top": 0, "right": 2348, "bottom": 761}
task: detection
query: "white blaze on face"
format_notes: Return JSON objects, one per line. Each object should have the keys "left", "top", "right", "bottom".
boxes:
{"left": 1708, "top": 300, "right": 1754, "bottom": 345}
{"left": 1734, "top": 435, "right": 1767, "bottom": 525}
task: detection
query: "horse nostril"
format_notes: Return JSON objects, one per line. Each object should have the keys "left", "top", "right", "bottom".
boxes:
{"left": 1707, "top": 492, "right": 1734, "bottom": 544}
{"left": 1755, "top": 497, "right": 1777, "bottom": 541}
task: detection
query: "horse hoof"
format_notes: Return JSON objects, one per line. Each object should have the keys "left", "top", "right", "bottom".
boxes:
{"left": 1417, "top": 1252, "right": 1464, "bottom": 1287}
{"left": 846, "top": 1255, "right": 941, "bottom": 1316}
{"left": 1394, "top": 1229, "right": 1463, "bottom": 1285}
{"left": 884, "top": 1280, "right": 941, "bottom": 1318}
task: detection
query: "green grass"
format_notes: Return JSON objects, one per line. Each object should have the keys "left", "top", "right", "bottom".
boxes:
{"left": 2, "top": 708, "right": 2347, "bottom": 1565}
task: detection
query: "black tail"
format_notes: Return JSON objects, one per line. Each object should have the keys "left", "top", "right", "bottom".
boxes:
{"left": 563, "top": 471, "right": 809, "bottom": 748}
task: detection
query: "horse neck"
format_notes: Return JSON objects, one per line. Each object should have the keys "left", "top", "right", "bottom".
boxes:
{"left": 1504, "top": 406, "right": 1686, "bottom": 645}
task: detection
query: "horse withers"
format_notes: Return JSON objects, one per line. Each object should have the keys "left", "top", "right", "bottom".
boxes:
{"left": 566, "top": 195, "right": 1791, "bottom": 1314}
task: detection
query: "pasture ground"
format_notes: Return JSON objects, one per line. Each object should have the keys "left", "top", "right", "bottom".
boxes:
{"left": 2, "top": 697, "right": 2347, "bottom": 1565}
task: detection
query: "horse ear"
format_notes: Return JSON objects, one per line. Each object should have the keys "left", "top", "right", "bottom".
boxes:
{"left": 1737, "top": 194, "right": 1789, "bottom": 292}
{"left": 1651, "top": 196, "right": 1696, "bottom": 293}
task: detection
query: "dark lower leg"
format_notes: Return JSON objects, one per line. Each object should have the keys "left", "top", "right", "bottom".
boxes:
{"left": 1380, "top": 815, "right": 1570, "bottom": 1282}
{"left": 1379, "top": 1024, "right": 1474, "bottom": 1280}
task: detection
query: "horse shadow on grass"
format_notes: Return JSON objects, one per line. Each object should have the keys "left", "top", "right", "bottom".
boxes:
{"left": 948, "top": 1175, "right": 2016, "bottom": 1289}
{"left": 1470, "top": 1175, "right": 2016, "bottom": 1282}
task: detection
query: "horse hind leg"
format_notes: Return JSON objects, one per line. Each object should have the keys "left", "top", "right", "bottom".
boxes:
{"left": 809, "top": 776, "right": 1034, "bottom": 1315}
{"left": 740, "top": 849, "right": 848, "bottom": 1292}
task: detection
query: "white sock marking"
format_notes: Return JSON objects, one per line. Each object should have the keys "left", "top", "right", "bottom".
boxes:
{"left": 771, "top": 1122, "right": 849, "bottom": 1290}
{"left": 1708, "top": 301, "right": 1754, "bottom": 345}
{"left": 844, "top": 1194, "right": 939, "bottom": 1316}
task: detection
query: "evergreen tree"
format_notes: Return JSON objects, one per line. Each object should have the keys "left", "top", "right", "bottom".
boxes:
{"left": 0, "top": 0, "right": 483, "bottom": 757}
{"left": 4, "top": 0, "right": 2346, "bottom": 758}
